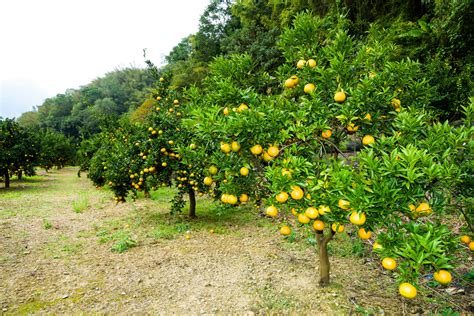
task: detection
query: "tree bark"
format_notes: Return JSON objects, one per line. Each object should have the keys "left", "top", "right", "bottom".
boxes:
{"left": 316, "top": 230, "right": 335, "bottom": 286}
{"left": 18, "top": 170, "right": 23, "bottom": 180}
{"left": 188, "top": 188, "right": 196, "bottom": 218}
{"left": 4, "top": 169, "right": 10, "bottom": 188}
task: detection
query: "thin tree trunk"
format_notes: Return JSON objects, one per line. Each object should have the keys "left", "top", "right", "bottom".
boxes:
{"left": 4, "top": 169, "right": 10, "bottom": 188}
{"left": 188, "top": 188, "right": 196, "bottom": 218}
{"left": 316, "top": 230, "right": 335, "bottom": 286}
{"left": 18, "top": 170, "right": 23, "bottom": 180}
{"left": 144, "top": 189, "right": 151, "bottom": 199}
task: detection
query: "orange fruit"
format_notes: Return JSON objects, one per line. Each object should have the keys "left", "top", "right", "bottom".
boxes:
{"left": 362, "top": 135, "right": 375, "bottom": 146}
{"left": 276, "top": 192, "right": 289, "bottom": 203}
{"left": 290, "top": 75, "right": 299, "bottom": 85}
{"left": 391, "top": 98, "right": 401, "bottom": 109}
{"left": 281, "top": 168, "right": 292, "bottom": 177}
{"left": 290, "top": 186, "right": 304, "bottom": 200}
{"left": 291, "top": 208, "right": 298, "bottom": 216}
{"left": 415, "top": 202, "right": 431, "bottom": 215}
{"left": 469, "top": 241, "right": 474, "bottom": 251}
{"left": 399, "top": 283, "right": 417, "bottom": 299}
{"left": 306, "top": 59, "right": 316, "bottom": 68}
{"left": 381, "top": 257, "right": 397, "bottom": 270}
{"left": 373, "top": 242, "right": 383, "bottom": 250}
{"left": 338, "top": 199, "right": 350, "bottom": 210}
{"left": 231, "top": 141, "right": 241, "bottom": 152}
{"left": 358, "top": 228, "right": 372, "bottom": 239}
{"left": 296, "top": 59, "right": 306, "bottom": 69}
{"left": 305, "top": 207, "right": 319, "bottom": 219}
{"left": 313, "top": 220, "right": 325, "bottom": 231}
{"left": 223, "top": 107, "right": 229, "bottom": 115}
{"left": 237, "top": 103, "right": 248, "bottom": 112}
{"left": 262, "top": 151, "right": 273, "bottom": 162}
{"left": 331, "top": 223, "right": 344, "bottom": 233}
{"left": 298, "top": 213, "right": 310, "bottom": 224}
{"left": 209, "top": 165, "right": 218, "bottom": 175}
{"left": 250, "top": 144, "right": 263, "bottom": 155}
{"left": 304, "top": 83, "right": 316, "bottom": 94}
{"left": 347, "top": 123, "right": 359, "bottom": 133}
{"left": 460, "top": 235, "right": 471, "bottom": 244}
{"left": 349, "top": 211, "right": 366, "bottom": 226}
{"left": 334, "top": 91, "right": 346, "bottom": 103}
{"left": 364, "top": 113, "right": 372, "bottom": 121}
{"left": 203, "top": 177, "right": 213, "bottom": 186}
{"left": 221, "top": 194, "right": 229, "bottom": 203}
{"left": 227, "top": 195, "right": 238, "bottom": 205}
{"left": 239, "top": 194, "right": 249, "bottom": 203}
{"left": 267, "top": 145, "right": 279, "bottom": 157}
{"left": 240, "top": 167, "right": 249, "bottom": 176}
{"left": 280, "top": 226, "right": 291, "bottom": 236}
{"left": 321, "top": 130, "right": 332, "bottom": 138}
{"left": 221, "top": 143, "right": 231, "bottom": 153}
{"left": 266, "top": 205, "right": 278, "bottom": 217}
{"left": 285, "top": 78, "right": 297, "bottom": 88}
{"left": 318, "top": 205, "right": 331, "bottom": 215}
{"left": 433, "top": 270, "right": 452, "bottom": 285}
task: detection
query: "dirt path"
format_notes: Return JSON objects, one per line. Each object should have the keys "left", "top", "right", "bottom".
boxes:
{"left": 0, "top": 168, "right": 466, "bottom": 314}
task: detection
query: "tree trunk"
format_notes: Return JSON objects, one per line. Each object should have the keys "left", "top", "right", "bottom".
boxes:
{"left": 188, "top": 188, "right": 196, "bottom": 218}
{"left": 18, "top": 170, "right": 23, "bottom": 180}
{"left": 4, "top": 169, "right": 10, "bottom": 188}
{"left": 316, "top": 230, "right": 335, "bottom": 286}
{"left": 144, "top": 189, "right": 151, "bottom": 199}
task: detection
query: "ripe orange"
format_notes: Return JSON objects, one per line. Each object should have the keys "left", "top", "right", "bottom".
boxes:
{"left": 221, "top": 143, "right": 231, "bottom": 153}
{"left": 318, "top": 205, "right": 331, "bottom": 215}
{"left": 250, "top": 144, "right": 263, "bottom": 155}
{"left": 313, "top": 220, "right": 325, "bottom": 231}
{"left": 469, "top": 241, "right": 474, "bottom": 251}
{"left": 239, "top": 194, "right": 249, "bottom": 203}
{"left": 399, "top": 283, "right": 417, "bottom": 299}
{"left": 433, "top": 270, "right": 452, "bottom": 285}
{"left": 237, "top": 103, "right": 248, "bottom": 112}
{"left": 223, "top": 107, "right": 229, "bottom": 115}
{"left": 221, "top": 194, "right": 229, "bottom": 203}
{"left": 281, "top": 168, "right": 292, "bottom": 177}
{"left": 290, "top": 186, "right": 304, "bottom": 200}
{"left": 203, "top": 177, "right": 213, "bottom": 186}
{"left": 338, "top": 199, "right": 350, "bottom": 210}
{"left": 364, "top": 113, "right": 372, "bottom": 121}
{"left": 231, "top": 141, "right": 241, "bottom": 152}
{"left": 408, "top": 204, "right": 416, "bottom": 212}
{"left": 321, "top": 130, "right": 332, "bottom": 139}
{"left": 460, "top": 235, "right": 471, "bottom": 244}
{"left": 290, "top": 75, "right": 299, "bottom": 85}
{"left": 304, "top": 83, "right": 316, "bottom": 94}
{"left": 391, "top": 98, "right": 401, "bottom": 109}
{"left": 296, "top": 59, "right": 306, "bottom": 69}
{"left": 347, "top": 123, "right": 359, "bottom": 133}
{"left": 161, "top": 162, "right": 167, "bottom": 167}
{"left": 262, "top": 151, "right": 273, "bottom": 162}
{"left": 159, "top": 77, "right": 165, "bottom": 82}
{"left": 381, "top": 257, "right": 397, "bottom": 270}
{"left": 373, "top": 242, "right": 383, "bottom": 250}
{"left": 280, "top": 226, "right": 291, "bottom": 236}
{"left": 334, "top": 91, "right": 346, "bottom": 103}
{"left": 291, "top": 208, "right": 298, "bottom": 216}
{"left": 306, "top": 59, "right": 316, "bottom": 68}
{"left": 240, "top": 167, "right": 249, "bottom": 176}
{"left": 415, "top": 202, "right": 432, "bottom": 214}
{"left": 266, "top": 205, "right": 278, "bottom": 217}
{"left": 298, "top": 213, "right": 310, "bottom": 224}
{"left": 227, "top": 195, "right": 238, "bottom": 205}
{"left": 209, "top": 165, "right": 218, "bottom": 175}
{"left": 276, "top": 192, "right": 289, "bottom": 203}
{"left": 349, "top": 211, "right": 366, "bottom": 226}
{"left": 362, "top": 135, "right": 375, "bottom": 146}
{"left": 305, "top": 207, "right": 319, "bottom": 219}
{"left": 358, "top": 228, "right": 372, "bottom": 239}
{"left": 285, "top": 78, "right": 297, "bottom": 89}
{"left": 331, "top": 223, "right": 344, "bottom": 233}
{"left": 267, "top": 145, "right": 279, "bottom": 157}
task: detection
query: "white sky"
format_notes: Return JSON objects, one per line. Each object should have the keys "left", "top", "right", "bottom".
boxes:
{"left": 0, "top": 0, "right": 210, "bottom": 119}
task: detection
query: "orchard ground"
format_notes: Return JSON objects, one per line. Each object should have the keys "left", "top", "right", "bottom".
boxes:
{"left": 0, "top": 168, "right": 472, "bottom": 314}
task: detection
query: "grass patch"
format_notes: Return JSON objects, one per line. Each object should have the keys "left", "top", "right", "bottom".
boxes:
{"left": 255, "top": 284, "right": 297, "bottom": 311}
{"left": 72, "top": 194, "right": 89, "bottom": 213}
{"left": 43, "top": 219, "right": 53, "bottom": 229}
{"left": 42, "top": 235, "right": 84, "bottom": 259}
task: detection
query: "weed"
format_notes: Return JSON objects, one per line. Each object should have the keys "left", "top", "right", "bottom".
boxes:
{"left": 43, "top": 219, "right": 53, "bottom": 229}
{"left": 72, "top": 194, "right": 88, "bottom": 213}
{"left": 111, "top": 230, "right": 137, "bottom": 253}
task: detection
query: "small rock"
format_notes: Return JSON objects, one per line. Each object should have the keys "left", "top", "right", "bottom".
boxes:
{"left": 121, "top": 292, "right": 126, "bottom": 295}
{"left": 3, "top": 308, "right": 8, "bottom": 312}
{"left": 62, "top": 294, "right": 69, "bottom": 299}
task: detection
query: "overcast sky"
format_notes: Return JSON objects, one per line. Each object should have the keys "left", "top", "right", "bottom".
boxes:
{"left": 0, "top": 0, "right": 210, "bottom": 119}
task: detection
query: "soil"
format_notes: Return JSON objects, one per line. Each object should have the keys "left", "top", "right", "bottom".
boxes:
{"left": 0, "top": 168, "right": 472, "bottom": 314}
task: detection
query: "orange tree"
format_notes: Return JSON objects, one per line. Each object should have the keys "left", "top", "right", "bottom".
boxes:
{"left": 179, "top": 12, "right": 472, "bottom": 297}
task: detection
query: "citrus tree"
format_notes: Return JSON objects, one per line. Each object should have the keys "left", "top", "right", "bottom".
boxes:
{"left": 178, "top": 12, "right": 473, "bottom": 297}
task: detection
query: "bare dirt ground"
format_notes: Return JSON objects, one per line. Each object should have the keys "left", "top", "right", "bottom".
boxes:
{"left": 0, "top": 168, "right": 472, "bottom": 314}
